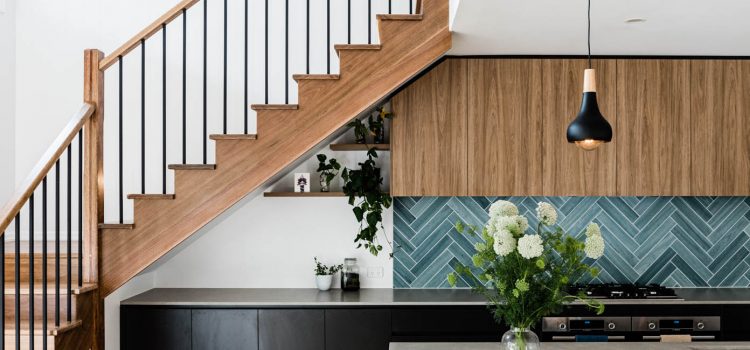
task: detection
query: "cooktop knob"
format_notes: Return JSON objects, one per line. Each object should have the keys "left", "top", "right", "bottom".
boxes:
{"left": 607, "top": 322, "right": 616, "bottom": 330}
{"left": 648, "top": 322, "right": 657, "bottom": 330}
{"left": 559, "top": 323, "right": 567, "bottom": 330}
{"left": 697, "top": 322, "right": 705, "bottom": 330}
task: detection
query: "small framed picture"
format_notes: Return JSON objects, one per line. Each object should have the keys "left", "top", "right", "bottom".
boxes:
{"left": 294, "top": 173, "right": 311, "bottom": 192}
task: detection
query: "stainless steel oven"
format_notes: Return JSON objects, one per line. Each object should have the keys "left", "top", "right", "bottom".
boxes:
{"left": 541, "top": 316, "right": 721, "bottom": 342}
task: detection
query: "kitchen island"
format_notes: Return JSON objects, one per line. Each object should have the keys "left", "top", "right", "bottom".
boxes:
{"left": 390, "top": 343, "right": 750, "bottom": 350}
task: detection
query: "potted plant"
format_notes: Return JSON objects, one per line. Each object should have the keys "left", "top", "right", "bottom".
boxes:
{"left": 316, "top": 154, "right": 341, "bottom": 192}
{"left": 448, "top": 200, "right": 606, "bottom": 350}
{"left": 314, "top": 257, "right": 343, "bottom": 291}
{"left": 368, "top": 107, "right": 393, "bottom": 144}
{"left": 342, "top": 148, "right": 392, "bottom": 256}
{"left": 347, "top": 119, "right": 369, "bottom": 144}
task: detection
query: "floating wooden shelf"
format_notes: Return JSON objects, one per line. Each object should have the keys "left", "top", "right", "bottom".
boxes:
{"left": 329, "top": 144, "right": 390, "bottom": 151}
{"left": 263, "top": 192, "right": 346, "bottom": 197}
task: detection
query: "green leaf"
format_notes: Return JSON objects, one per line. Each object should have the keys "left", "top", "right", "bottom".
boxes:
{"left": 316, "top": 154, "right": 327, "bottom": 162}
{"left": 353, "top": 207, "right": 364, "bottom": 222}
{"left": 447, "top": 273, "right": 457, "bottom": 287}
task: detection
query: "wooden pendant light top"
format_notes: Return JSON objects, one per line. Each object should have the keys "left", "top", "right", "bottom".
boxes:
{"left": 583, "top": 68, "right": 597, "bottom": 93}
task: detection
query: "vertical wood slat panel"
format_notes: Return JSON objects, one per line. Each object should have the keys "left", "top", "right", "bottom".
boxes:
{"left": 542, "top": 59, "right": 617, "bottom": 195}
{"left": 391, "top": 59, "right": 468, "bottom": 196}
{"left": 690, "top": 60, "right": 750, "bottom": 195}
{"left": 467, "top": 59, "right": 543, "bottom": 196}
{"left": 616, "top": 59, "right": 691, "bottom": 195}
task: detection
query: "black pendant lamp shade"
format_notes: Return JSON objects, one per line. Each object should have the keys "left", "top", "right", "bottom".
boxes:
{"left": 566, "top": 0, "right": 612, "bottom": 151}
{"left": 566, "top": 69, "right": 613, "bottom": 151}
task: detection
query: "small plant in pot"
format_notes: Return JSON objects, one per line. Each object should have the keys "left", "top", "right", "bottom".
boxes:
{"left": 347, "top": 119, "right": 369, "bottom": 144}
{"left": 316, "top": 154, "right": 341, "bottom": 192}
{"left": 368, "top": 107, "right": 393, "bottom": 144}
{"left": 314, "top": 257, "right": 343, "bottom": 291}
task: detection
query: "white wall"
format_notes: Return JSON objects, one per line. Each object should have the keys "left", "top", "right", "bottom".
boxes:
{"left": 0, "top": 0, "right": 15, "bottom": 204}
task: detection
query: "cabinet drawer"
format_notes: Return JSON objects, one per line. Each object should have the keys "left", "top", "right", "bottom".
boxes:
{"left": 392, "top": 307, "right": 502, "bottom": 341}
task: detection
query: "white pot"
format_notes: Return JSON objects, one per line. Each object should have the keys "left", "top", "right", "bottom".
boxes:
{"left": 316, "top": 275, "right": 333, "bottom": 291}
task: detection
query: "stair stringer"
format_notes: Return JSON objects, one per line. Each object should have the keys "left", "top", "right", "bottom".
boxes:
{"left": 100, "top": 0, "right": 450, "bottom": 297}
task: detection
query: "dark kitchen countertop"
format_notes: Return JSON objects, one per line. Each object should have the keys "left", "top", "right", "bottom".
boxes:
{"left": 121, "top": 288, "right": 750, "bottom": 307}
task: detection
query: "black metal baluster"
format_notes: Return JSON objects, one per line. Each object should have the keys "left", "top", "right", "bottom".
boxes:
{"left": 244, "top": 0, "right": 249, "bottom": 134}
{"left": 203, "top": 0, "right": 208, "bottom": 164}
{"left": 183, "top": 10, "right": 187, "bottom": 164}
{"left": 368, "top": 0, "right": 372, "bottom": 44}
{"left": 162, "top": 24, "right": 168, "bottom": 195}
{"left": 67, "top": 146, "right": 72, "bottom": 323}
{"left": 14, "top": 214, "right": 20, "bottom": 350}
{"left": 141, "top": 40, "right": 146, "bottom": 194}
{"left": 118, "top": 57, "right": 124, "bottom": 222}
{"left": 327, "top": 0, "right": 331, "bottom": 74}
{"left": 28, "top": 195, "right": 34, "bottom": 350}
{"left": 285, "top": 0, "right": 289, "bottom": 104}
{"left": 223, "top": 0, "right": 228, "bottom": 134}
{"left": 347, "top": 0, "right": 351, "bottom": 44}
{"left": 42, "top": 177, "right": 48, "bottom": 350}
{"left": 55, "top": 160, "right": 60, "bottom": 327}
{"left": 264, "top": 0, "right": 269, "bottom": 104}
{"left": 389, "top": 0, "right": 392, "bottom": 14}
{"left": 78, "top": 131, "right": 83, "bottom": 287}
{"left": 410, "top": 0, "right": 413, "bottom": 14}
{"left": 306, "top": 0, "right": 310, "bottom": 74}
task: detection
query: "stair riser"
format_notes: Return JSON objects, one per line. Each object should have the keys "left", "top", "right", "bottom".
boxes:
{"left": 295, "top": 80, "right": 340, "bottom": 107}
{"left": 378, "top": 17, "right": 423, "bottom": 45}
{"left": 3, "top": 294, "right": 75, "bottom": 324}
{"left": 4, "top": 257, "right": 79, "bottom": 285}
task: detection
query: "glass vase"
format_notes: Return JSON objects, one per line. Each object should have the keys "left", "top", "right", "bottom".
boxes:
{"left": 500, "top": 327, "right": 540, "bottom": 350}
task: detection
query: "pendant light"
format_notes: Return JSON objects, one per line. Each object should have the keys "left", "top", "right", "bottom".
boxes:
{"left": 566, "top": 0, "right": 613, "bottom": 151}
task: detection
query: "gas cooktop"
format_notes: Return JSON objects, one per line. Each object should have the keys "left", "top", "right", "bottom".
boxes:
{"left": 567, "top": 284, "right": 683, "bottom": 300}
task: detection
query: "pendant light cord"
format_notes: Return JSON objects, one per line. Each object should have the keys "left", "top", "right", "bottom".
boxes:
{"left": 587, "top": 0, "right": 592, "bottom": 68}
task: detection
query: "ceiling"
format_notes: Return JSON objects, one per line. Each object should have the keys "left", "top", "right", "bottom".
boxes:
{"left": 449, "top": 0, "right": 750, "bottom": 56}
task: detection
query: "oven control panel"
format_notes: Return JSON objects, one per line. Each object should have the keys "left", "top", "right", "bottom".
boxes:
{"left": 632, "top": 316, "right": 720, "bottom": 332}
{"left": 542, "top": 317, "right": 632, "bottom": 332}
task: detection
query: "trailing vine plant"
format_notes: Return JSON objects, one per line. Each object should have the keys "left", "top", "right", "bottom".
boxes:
{"left": 342, "top": 148, "right": 393, "bottom": 256}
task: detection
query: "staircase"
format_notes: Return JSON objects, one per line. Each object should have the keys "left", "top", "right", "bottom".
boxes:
{"left": 0, "top": 0, "right": 450, "bottom": 348}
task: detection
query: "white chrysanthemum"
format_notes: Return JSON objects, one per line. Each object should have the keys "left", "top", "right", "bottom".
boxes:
{"left": 536, "top": 202, "right": 558, "bottom": 226}
{"left": 517, "top": 235, "right": 544, "bottom": 259}
{"left": 489, "top": 200, "right": 519, "bottom": 218}
{"left": 584, "top": 234, "right": 605, "bottom": 259}
{"left": 493, "top": 229, "right": 516, "bottom": 257}
{"left": 586, "top": 223, "right": 601, "bottom": 237}
{"left": 515, "top": 215, "right": 529, "bottom": 233}
{"left": 487, "top": 215, "right": 528, "bottom": 236}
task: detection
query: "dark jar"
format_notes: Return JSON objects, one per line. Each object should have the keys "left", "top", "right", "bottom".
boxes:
{"left": 341, "top": 258, "right": 360, "bottom": 291}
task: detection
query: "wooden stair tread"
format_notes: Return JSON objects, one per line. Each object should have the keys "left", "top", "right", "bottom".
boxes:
{"left": 377, "top": 14, "right": 423, "bottom": 20}
{"left": 168, "top": 164, "right": 217, "bottom": 170}
{"left": 126, "top": 194, "right": 175, "bottom": 200}
{"left": 293, "top": 74, "right": 340, "bottom": 81}
{"left": 3, "top": 283, "right": 97, "bottom": 296}
{"left": 98, "top": 223, "right": 134, "bottom": 230}
{"left": 5, "top": 319, "right": 82, "bottom": 336}
{"left": 209, "top": 134, "right": 258, "bottom": 140}
{"left": 250, "top": 104, "right": 298, "bottom": 110}
{"left": 334, "top": 44, "right": 381, "bottom": 50}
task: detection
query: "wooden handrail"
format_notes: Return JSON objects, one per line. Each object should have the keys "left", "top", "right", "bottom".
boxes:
{"left": 0, "top": 103, "right": 95, "bottom": 234}
{"left": 99, "top": 0, "right": 200, "bottom": 70}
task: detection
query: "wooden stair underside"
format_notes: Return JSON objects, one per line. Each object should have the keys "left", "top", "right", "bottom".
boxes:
{"left": 100, "top": 0, "right": 451, "bottom": 296}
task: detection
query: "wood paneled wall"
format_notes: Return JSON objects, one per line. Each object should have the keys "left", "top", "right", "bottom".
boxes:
{"left": 392, "top": 59, "right": 468, "bottom": 196}
{"left": 391, "top": 57, "right": 750, "bottom": 196}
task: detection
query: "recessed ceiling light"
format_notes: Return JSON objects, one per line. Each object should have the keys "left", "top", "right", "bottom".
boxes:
{"left": 625, "top": 18, "right": 647, "bottom": 24}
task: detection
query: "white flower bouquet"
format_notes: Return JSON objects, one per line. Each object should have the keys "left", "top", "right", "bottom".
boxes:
{"left": 448, "top": 200, "right": 606, "bottom": 336}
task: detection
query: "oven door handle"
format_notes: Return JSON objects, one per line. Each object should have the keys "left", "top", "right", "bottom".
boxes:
{"left": 551, "top": 335, "right": 626, "bottom": 342}
{"left": 642, "top": 335, "right": 716, "bottom": 341}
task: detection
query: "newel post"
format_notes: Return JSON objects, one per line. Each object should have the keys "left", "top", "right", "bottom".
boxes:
{"left": 83, "top": 48, "right": 105, "bottom": 350}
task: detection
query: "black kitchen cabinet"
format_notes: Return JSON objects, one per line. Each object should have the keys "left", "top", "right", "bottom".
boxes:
{"left": 392, "top": 306, "right": 502, "bottom": 342}
{"left": 325, "top": 309, "right": 391, "bottom": 350}
{"left": 259, "top": 309, "right": 325, "bottom": 350}
{"left": 722, "top": 305, "right": 750, "bottom": 340}
{"left": 192, "top": 309, "right": 259, "bottom": 350}
{"left": 121, "top": 308, "right": 191, "bottom": 350}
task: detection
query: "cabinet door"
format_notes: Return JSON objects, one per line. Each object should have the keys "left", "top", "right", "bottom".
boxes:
{"left": 690, "top": 60, "right": 750, "bottom": 195}
{"left": 467, "top": 59, "right": 543, "bottom": 195}
{"left": 542, "top": 59, "right": 617, "bottom": 195}
{"left": 616, "top": 59, "right": 691, "bottom": 195}
{"left": 259, "top": 309, "right": 324, "bottom": 350}
{"left": 121, "top": 308, "right": 191, "bottom": 350}
{"left": 391, "top": 59, "right": 468, "bottom": 196}
{"left": 192, "top": 309, "right": 259, "bottom": 350}
{"left": 325, "top": 309, "right": 391, "bottom": 350}
{"left": 391, "top": 307, "right": 501, "bottom": 342}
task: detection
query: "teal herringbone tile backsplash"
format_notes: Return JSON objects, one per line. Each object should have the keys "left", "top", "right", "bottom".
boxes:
{"left": 393, "top": 197, "right": 750, "bottom": 288}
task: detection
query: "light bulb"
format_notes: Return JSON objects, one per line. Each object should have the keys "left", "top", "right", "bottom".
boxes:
{"left": 575, "top": 139, "right": 604, "bottom": 151}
